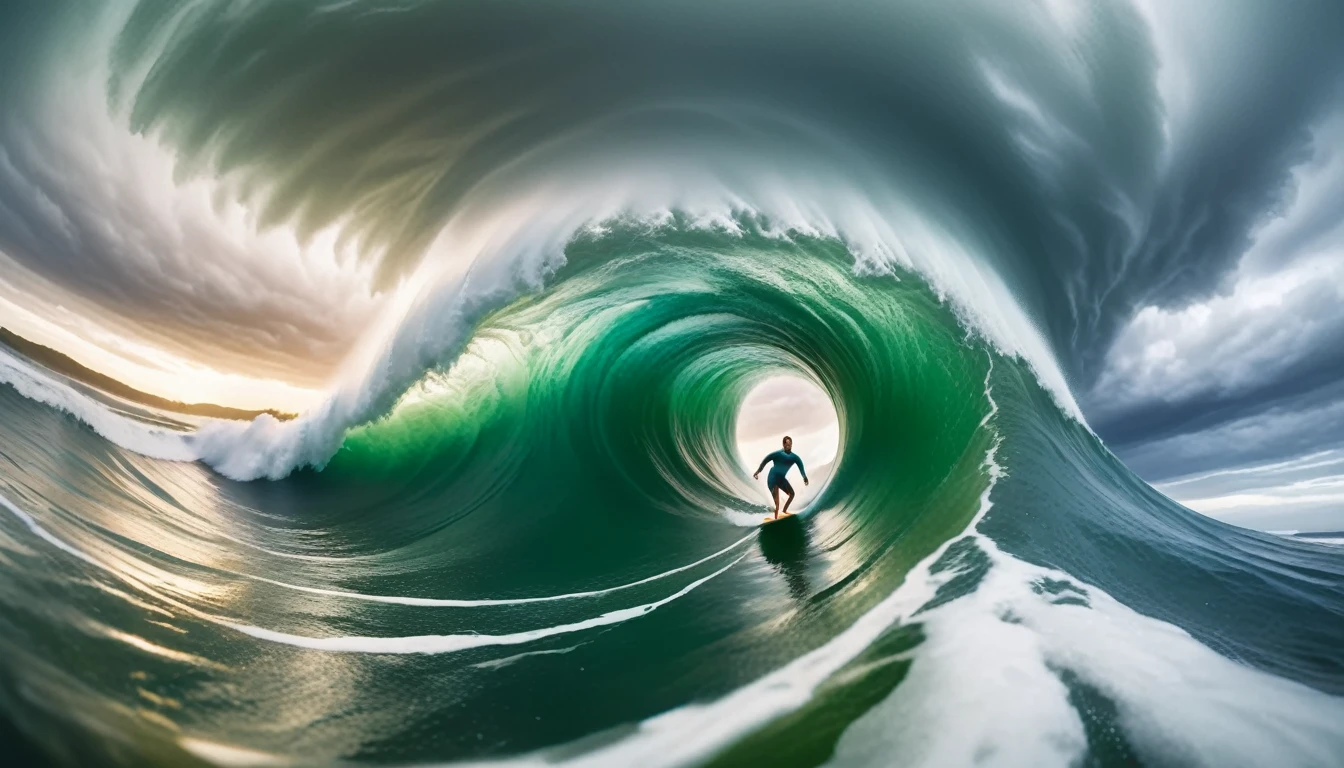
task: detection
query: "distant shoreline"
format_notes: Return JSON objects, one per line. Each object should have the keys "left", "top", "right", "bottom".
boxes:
{"left": 0, "top": 328, "right": 296, "bottom": 422}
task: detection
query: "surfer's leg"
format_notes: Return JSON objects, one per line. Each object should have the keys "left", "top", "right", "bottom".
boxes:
{"left": 777, "top": 478, "right": 795, "bottom": 514}
{"left": 770, "top": 485, "right": 781, "bottom": 517}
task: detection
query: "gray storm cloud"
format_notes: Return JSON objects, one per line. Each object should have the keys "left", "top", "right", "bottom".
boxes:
{"left": 0, "top": 3, "right": 381, "bottom": 386}
{"left": 1087, "top": 104, "right": 1344, "bottom": 517}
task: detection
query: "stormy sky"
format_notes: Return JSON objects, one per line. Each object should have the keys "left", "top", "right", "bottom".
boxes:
{"left": 0, "top": 0, "right": 1342, "bottom": 529}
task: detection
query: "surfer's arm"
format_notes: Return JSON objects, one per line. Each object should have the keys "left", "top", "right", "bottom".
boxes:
{"left": 796, "top": 456, "right": 808, "bottom": 483}
{"left": 754, "top": 451, "right": 779, "bottom": 478}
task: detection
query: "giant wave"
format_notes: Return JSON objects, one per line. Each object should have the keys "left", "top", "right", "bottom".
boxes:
{"left": 0, "top": 1, "right": 1342, "bottom": 767}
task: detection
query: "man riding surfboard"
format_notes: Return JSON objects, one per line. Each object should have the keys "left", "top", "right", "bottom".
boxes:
{"left": 754, "top": 435, "right": 808, "bottom": 519}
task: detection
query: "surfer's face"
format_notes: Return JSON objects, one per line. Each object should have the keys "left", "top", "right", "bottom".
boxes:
{"left": 783, "top": 437, "right": 792, "bottom": 451}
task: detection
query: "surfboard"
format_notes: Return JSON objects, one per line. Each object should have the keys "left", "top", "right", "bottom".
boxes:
{"left": 760, "top": 511, "right": 798, "bottom": 526}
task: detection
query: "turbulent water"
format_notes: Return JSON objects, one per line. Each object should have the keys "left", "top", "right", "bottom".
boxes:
{"left": 2, "top": 1, "right": 1344, "bottom": 767}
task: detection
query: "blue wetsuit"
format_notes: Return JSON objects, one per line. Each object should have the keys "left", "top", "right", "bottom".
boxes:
{"left": 756, "top": 450, "right": 807, "bottom": 494}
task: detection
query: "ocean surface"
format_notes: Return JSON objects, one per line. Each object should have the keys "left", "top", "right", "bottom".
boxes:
{"left": 1, "top": 1, "right": 1343, "bottom": 766}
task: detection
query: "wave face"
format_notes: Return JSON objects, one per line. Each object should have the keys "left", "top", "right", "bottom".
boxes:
{"left": 1, "top": 1, "right": 1343, "bottom": 767}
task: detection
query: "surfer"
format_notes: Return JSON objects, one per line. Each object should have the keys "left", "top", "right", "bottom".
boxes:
{"left": 753, "top": 436, "right": 809, "bottom": 519}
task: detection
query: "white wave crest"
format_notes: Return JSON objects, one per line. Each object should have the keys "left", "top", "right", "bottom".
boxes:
{"left": 0, "top": 347, "right": 194, "bottom": 462}
{"left": 3, "top": 190, "right": 1083, "bottom": 483}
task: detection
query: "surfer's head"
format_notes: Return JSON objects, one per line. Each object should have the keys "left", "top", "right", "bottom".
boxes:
{"left": 783, "top": 436, "right": 792, "bottom": 451}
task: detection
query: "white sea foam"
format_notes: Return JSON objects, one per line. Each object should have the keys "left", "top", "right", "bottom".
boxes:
{"left": 471, "top": 644, "right": 586, "bottom": 671}
{"left": 716, "top": 508, "right": 772, "bottom": 527}
{"left": 829, "top": 536, "right": 1344, "bottom": 768}
{"left": 0, "top": 491, "right": 104, "bottom": 567}
{"left": 0, "top": 347, "right": 194, "bottom": 462}
{"left": 178, "top": 738, "right": 288, "bottom": 768}
{"left": 232, "top": 532, "right": 755, "bottom": 607}
{"left": 222, "top": 555, "right": 746, "bottom": 655}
